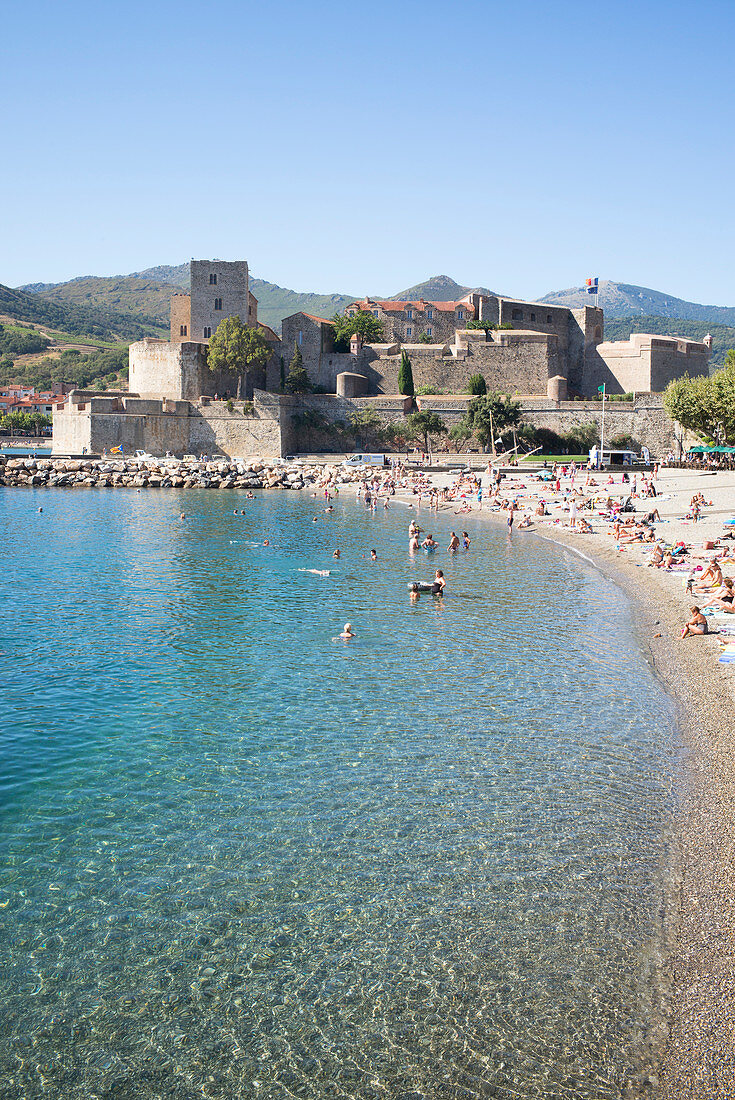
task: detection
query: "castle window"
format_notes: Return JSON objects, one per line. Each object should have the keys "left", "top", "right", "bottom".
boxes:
{"left": 214, "top": 298, "right": 222, "bottom": 311}
{"left": 180, "top": 325, "right": 188, "bottom": 336}
{"left": 406, "top": 326, "right": 412, "bottom": 337}
{"left": 373, "top": 310, "right": 378, "bottom": 317}
{"left": 594, "top": 325, "right": 602, "bottom": 341}
{"left": 512, "top": 308, "right": 523, "bottom": 320}
{"left": 203, "top": 326, "right": 212, "bottom": 338}
{"left": 298, "top": 330, "right": 303, "bottom": 346}
{"left": 427, "top": 326, "right": 432, "bottom": 336}
{"left": 209, "top": 273, "right": 217, "bottom": 285}
{"left": 530, "top": 312, "right": 536, "bottom": 321}
{"left": 426, "top": 308, "right": 433, "bottom": 320}
{"left": 546, "top": 314, "right": 552, "bottom": 323}
{"left": 457, "top": 309, "right": 464, "bottom": 320}
{"left": 406, "top": 308, "right": 413, "bottom": 319}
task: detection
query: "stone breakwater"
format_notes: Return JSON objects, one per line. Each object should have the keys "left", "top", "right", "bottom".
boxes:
{"left": 0, "top": 456, "right": 371, "bottom": 491}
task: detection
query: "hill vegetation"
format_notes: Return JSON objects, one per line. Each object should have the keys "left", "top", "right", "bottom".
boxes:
{"left": 603, "top": 316, "right": 735, "bottom": 369}
{"left": 0, "top": 282, "right": 164, "bottom": 341}
{"left": 0, "top": 345, "right": 129, "bottom": 392}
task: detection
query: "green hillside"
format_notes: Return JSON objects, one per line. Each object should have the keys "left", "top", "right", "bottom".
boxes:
{"left": 21, "top": 267, "right": 354, "bottom": 334}
{"left": 0, "top": 282, "right": 164, "bottom": 341}
{"left": 603, "top": 315, "right": 735, "bottom": 369}
{"left": 34, "top": 275, "right": 174, "bottom": 328}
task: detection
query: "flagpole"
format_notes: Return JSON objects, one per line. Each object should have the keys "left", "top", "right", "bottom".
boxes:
{"left": 600, "top": 383, "right": 606, "bottom": 464}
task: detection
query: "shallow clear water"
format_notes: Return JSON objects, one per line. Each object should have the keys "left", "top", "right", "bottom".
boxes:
{"left": 0, "top": 487, "right": 679, "bottom": 1099}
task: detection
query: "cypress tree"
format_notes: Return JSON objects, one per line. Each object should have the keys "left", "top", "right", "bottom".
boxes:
{"left": 397, "top": 349, "right": 415, "bottom": 396}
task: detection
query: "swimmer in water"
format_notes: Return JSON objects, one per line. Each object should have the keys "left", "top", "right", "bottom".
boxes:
{"left": 422, "top": 534, "right": 438, "bottom": 549}
{"left": 333, "top": 548, "right": 341, "bottom": 559}
{"left": 448, "top": 532, "right": 460, "bottom": 552}
{"left": 340, "top": 622, "right": 355, "bottom": 639}
{"left": 432, "top": 569, "right": 446, "bottom": 596}
{"left": 409, "top": 583, "right": 420, "bottom": 602}
{"left": 325, "top": 506, "right": 333, "bottom": 513}
{"left": 370, "top": 549, "right": 377, "bottom": 560}
{"left": 38, "top": 507, "right": 43, "bottom": 513}
{"left": 409, "top": 533, "right": 420, "bottom": 552}
{"left": 263, "top": 539, "right": 270, "bottom": 546}
{"left": 462, "top": 531, "right": 470, "bottom": 550}
{"left": 179, "top": 512, "right": 186, "bottom": 520}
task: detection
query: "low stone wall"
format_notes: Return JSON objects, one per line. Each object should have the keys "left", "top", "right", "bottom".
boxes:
{"left": 521, "top": 395, "right": 679, "bottom": 454}
{"left": 290, "top": 393, "right": 679, "bottom": 455}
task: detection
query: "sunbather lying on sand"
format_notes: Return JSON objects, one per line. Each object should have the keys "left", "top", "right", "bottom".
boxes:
{"left": 703, "top": 579, "right": 735, "bottom": 612}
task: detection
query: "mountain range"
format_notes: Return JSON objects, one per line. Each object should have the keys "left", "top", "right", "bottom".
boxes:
{"left": 17, "top": 268, "right": 735, "bottom": 332}
{"left": 5, "top": 269, "right": 735, "bottom": 376}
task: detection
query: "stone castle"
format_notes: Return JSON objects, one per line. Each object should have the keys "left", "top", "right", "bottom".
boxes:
{"left": 53, "top": 259, "right": 710, "bottom": 458}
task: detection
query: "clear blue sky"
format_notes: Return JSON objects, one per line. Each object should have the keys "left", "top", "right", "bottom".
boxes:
{"left": 2, "top": 0, "right": 733, "bottom": 303}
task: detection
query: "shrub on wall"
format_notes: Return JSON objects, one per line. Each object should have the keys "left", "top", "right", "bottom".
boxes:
{"left": 467, "top": 374, "right": 487, "bottom": 396}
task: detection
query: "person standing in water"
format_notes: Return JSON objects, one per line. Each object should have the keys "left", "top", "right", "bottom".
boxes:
{"left": 448, "top": 532, "right": 460, "bottom": 552}
{"left": 432, "top": 570, "right": 446, "bottom": 596}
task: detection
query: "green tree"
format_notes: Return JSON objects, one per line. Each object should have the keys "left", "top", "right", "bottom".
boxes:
{"left": 207, "top": 315, "right": 272, "bottom": 397}
{"left": 467, "top": 373, "right": 487, "bottom": 396}
{"left": 397, "top": 350, "right": 414, "bottom": 396}
{"left": 663, "top": 371, "right": 717, "bottom": 439}
{"left": 285, "top": 342, "right": 312, "bottom": 394}
{"left": 279, "top": 356, "right": 286, "bottom": 391}
{"left": 405, "top": 410, "right": 447, "bottom": 455}
{"left": 349, "top": 407, "right": 383, "bottom": 449}
{"left": 460, "top": 393, "right": 523, "bottom": 449}
{"left": 331, "top": 309, "right": 384, "bottom": 351}
{"left": 448, "top": 422, "right": 472, "bottom": 451}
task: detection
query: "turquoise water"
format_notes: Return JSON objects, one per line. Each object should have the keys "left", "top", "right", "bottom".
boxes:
{"left": 0, "top": 488, "right": 679, "bottom": 1099}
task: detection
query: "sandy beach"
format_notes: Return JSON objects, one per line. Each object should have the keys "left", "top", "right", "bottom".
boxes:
{"left": 423, "top": 463, "right": 735, "bottom": 1097}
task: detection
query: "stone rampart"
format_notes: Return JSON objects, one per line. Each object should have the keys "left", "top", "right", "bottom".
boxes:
{"left": 53, "top": 391, "right": 297, "bottom": 458}
{"left": 290, "top": 393, "right": 678, "bottom": 456}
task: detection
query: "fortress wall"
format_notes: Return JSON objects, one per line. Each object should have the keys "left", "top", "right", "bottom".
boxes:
{"left": 189, "top": 393, "right": 296, "bottom": 457}
{"left": 364, "top": 338, "right": 557, "bottom": 396}
{"left": 129, "top": 340, "right": 205, "bottom": 401}
{"left": 291, "top": 394, "right": 678, "bottom": 456}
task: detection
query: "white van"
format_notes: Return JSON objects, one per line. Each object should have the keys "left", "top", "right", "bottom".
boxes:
{"left": 590, "top": 446, "right": 648, "bottom": 468}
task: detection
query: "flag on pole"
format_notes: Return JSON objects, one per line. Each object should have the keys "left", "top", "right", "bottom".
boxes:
{"left": 598, "top": 385, "right": 605, "bottom": 393}
{"left": 585, "top": 277, "right": 599, "bottom": 295}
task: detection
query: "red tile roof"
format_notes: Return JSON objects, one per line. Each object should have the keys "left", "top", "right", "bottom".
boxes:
{"left": 302, "top": 313, "right": 334, "bottom": 325}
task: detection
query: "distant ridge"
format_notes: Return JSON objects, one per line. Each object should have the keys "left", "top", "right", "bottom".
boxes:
{"left": 388, "top": 275, "right": 497, "bottom": 302}
{"left": 539, "top": 279, "right": 735, "bottom": 325}
{"left": 15, "top": 265, "right": 735, "bottom": 337}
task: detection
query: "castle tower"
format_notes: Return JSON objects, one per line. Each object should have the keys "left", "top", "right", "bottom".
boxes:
{"left": 190, "top": 259, "right": 250, "bottom": 341}
{"left": 170, "top": 260, "right": 257, "bottom": 343}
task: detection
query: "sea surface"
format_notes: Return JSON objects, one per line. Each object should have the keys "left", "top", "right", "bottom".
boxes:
{"left": 0, "top": 487, "right": 680, "bottom": 1100}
